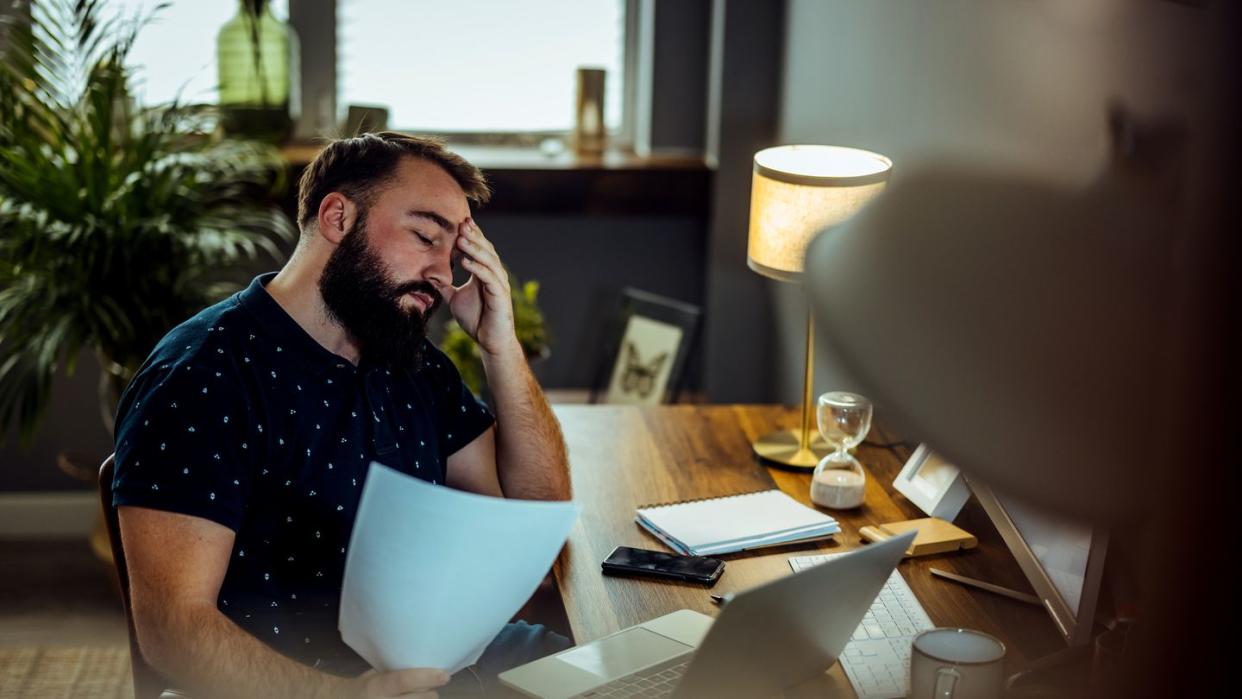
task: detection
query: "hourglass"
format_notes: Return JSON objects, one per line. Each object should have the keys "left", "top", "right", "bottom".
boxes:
{"left": 810, "top": 391, "right": 872, "bottom": 509}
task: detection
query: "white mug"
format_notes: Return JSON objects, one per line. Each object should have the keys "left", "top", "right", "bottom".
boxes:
{"left": 910, "top": 628, "right": 1006, "bottom": 699}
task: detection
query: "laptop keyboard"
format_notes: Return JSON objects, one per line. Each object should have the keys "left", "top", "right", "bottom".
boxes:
{"left": 575, "top": 657, "right": 690, "bottom": 698}
{"left": 790, "top": 553, "right": 935, "bottom": 699}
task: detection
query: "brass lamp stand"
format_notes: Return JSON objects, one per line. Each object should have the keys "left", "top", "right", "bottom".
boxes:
{"left": 752, "top": 303, "right": 831, "bottom": 469}
{"left": 744, "top": 145, "right": 893, "bottom": 471}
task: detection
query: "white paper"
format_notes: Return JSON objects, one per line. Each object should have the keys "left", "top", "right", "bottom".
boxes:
{"left": 340, "top": 462, "right": 580, "bottom": 674}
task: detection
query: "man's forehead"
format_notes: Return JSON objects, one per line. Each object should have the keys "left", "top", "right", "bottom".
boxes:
{"left": 377, "top": 158, "right": 470, "bottom": 226}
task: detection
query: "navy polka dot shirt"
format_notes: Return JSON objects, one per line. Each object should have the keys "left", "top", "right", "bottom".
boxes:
{"left": 112, "top": 273, "right": 495, "bottom": 674}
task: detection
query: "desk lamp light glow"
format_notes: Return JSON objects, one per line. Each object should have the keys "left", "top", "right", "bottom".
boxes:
{"left": 746, "top": 145, "right": 892, "bottom": 469}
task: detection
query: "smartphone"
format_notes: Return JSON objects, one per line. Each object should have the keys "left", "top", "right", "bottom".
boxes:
{"left": 601, "top": 546, "right": 725, "bottom": 586}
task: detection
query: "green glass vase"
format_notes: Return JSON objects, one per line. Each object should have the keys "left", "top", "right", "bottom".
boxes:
{"left": 217, "top": 0, "right": 300, "bottom": 143}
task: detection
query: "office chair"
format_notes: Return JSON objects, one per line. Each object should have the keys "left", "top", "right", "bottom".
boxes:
{"left": 99, "top": 455, "right": 189, "bottom": 699}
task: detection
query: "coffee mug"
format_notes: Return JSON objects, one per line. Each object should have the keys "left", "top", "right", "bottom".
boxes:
{"left": 910, "top": 627, "right": 1006, "bottom": 699}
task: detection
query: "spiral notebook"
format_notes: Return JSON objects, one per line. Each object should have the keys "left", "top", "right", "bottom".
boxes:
{"left": 635, "top": 489, "right": 840, "bottom": 556}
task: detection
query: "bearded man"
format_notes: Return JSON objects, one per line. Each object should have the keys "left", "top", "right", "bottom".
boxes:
{"left": 111, "top": 132, "right": 572, "bottom": 698}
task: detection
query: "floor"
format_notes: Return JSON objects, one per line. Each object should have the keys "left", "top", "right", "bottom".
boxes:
{"left": 0, "top": 536, "right": 572, "bottom": 698}
{"left": 0, "top": 539, "right": 131, "bottom": 697}
{"left": 0, "top": 646, "right": 133, "bottom": 698}
{"left": 0, "top": 539, "right": 128, "bottom": 649}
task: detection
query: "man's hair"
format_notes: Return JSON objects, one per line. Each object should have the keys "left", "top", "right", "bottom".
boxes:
{"left": 296, "top": 132, "right": 491, "bottom": 231}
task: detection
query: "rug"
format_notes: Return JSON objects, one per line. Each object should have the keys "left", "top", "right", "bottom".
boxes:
{"left": 0, "top": 646, "right": 132, "bottom": 699}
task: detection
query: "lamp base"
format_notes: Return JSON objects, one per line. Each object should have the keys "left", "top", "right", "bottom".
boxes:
{"left": 753, "top": 429, "right": 833, "bottom": 471}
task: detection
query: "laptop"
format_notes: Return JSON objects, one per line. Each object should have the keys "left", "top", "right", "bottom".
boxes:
{"left": 499, "top": 530, "right": 916, "bottom": 699}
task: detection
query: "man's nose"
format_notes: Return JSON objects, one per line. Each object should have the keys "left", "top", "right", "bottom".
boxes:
{"left": 424, "top": 248, "right": 454, "bottom": 289}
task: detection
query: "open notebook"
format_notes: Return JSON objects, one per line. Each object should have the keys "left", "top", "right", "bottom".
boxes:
{"left": 636, "top": 489, "right": 840, "bottom": 556}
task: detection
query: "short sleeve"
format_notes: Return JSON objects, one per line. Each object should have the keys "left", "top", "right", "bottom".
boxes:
{"left": 112, "top": 363, "right": 257, "bottom": 531}
{"left": 421, "top": 343, "right": 495, "bottom": 456}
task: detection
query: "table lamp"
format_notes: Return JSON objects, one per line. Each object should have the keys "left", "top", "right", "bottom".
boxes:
{"left": 747, "top": 145, "right": 892, "bottom": 469}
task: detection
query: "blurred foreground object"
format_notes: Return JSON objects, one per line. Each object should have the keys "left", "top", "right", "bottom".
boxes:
{"left": 0, "top": 0, "right": 296, "bottom": 441}
{"left": 805, "top": 102, "right": 1231, "bottom": 696}
{"left": 805, "top": 113, "right": 1175, "bottom": 521}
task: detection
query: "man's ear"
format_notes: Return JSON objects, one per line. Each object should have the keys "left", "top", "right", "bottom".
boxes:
{"left": 316, "top": 192, "right": 357, "bottom": 244}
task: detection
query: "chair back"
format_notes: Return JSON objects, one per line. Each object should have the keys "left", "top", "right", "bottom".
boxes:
{"left": 99, "top": 455, "right": 179, "bottom": 699}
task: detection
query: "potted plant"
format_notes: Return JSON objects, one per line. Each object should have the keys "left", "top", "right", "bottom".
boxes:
{"left": 0, "top": 0, "right": 296, "bottom": 446}
{"left": 441, "top": 272, "right": 550, "bottom": 395}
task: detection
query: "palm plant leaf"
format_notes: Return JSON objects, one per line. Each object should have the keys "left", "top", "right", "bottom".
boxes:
{"left": 0, "top": 0, "right": 295, "bottom": 444}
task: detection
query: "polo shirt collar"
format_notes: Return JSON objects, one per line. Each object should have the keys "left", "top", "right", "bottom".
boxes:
{"left": 238, "top": 273, "right": 359, "bottom": 377}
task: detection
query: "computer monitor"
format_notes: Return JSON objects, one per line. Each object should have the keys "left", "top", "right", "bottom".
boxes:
{"left": 967, "top": 478, "right": 1109, "bottom": 647}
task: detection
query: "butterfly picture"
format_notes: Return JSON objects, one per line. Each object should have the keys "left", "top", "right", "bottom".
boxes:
{"left": 604, "top": 315, "right": 684, "bottom": 405}
{"left": 619, "top": 342, "right": 669, "bottom": 399}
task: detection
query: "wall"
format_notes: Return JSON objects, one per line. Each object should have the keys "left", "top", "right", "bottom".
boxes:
{"left": 0, "top": 355, "right": 115, "bottom": 492}
{"left": 464, "top": 213, "right": 707, "bottom": 390}
{"left": 774, "top": 0, "right": 1205, "bottom": 404}
{"left": 700, "top": 0, "right": 787, "bottom": 403}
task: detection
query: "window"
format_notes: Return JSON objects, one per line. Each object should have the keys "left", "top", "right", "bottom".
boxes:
{"left": 107, "top": 0, "right": 626, "bottom": 137}
{"left": 338, "top": 0, "right": 625, "bottom": 134}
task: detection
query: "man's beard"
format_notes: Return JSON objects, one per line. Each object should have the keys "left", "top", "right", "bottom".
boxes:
{"left": 319, "top": 216, "right": 443, "bottom": 370}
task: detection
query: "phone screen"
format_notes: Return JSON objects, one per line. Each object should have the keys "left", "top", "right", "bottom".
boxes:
{"left": 602, "top": 546, "right": 724, "bottom": 583}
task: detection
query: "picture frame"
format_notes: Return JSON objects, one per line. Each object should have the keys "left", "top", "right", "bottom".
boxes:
{"left": 893, "top": 444, "right": 971, "bottom": 521}
{"left": 590, "top": 288, "right": 701, "bottom": 406}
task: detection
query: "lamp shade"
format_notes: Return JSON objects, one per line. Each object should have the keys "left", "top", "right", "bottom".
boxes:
{"left": 747, "top": 145, "right": 892, "bottom": 282}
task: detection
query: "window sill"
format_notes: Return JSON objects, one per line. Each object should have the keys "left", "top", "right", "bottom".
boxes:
{"left": 280, "top": 143, "right": 712, "bottom": 216}
{"left": 281, "top": 142, "right": 708, "bottom": 172}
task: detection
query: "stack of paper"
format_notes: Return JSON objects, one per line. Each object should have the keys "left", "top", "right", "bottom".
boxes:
{"left": 636, "top": 489, "right": 839, "bottom": 556}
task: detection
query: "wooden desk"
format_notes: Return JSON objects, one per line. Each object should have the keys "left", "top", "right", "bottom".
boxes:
{"left": 551, "top": 405, "right": 1065, "bottom": 696}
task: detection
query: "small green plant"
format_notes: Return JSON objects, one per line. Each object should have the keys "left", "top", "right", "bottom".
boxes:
{"left": 442, "top": 273, "right": 549, "bottom": 395}
{"left": 0, "top": 0, "right": 296, "bottom": 442}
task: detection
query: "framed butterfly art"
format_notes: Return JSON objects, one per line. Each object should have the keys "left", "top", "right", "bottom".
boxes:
{"left": 591, "top": 288, "right": 702, "bottom": 405}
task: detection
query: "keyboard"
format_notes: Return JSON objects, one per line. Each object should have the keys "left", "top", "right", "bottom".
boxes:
{"left": 576, "top": 657, "right": 690, "bottom": 698}
{"left": 789, "top": 553, "right": 934, "bottom": 699}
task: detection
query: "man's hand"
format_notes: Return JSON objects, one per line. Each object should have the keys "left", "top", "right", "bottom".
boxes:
{"left": 446, "top": 218, "right": 520, "bottom": 358}
{"left": 444, "top": 219, "right": 571, "bottom": 503}
{"left": 342, "top": 668, "right": 451, "bottom": 699}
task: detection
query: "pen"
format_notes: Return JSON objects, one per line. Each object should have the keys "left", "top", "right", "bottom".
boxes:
{"left": 710, "top": 593, "right": 734, "bottom": 606}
